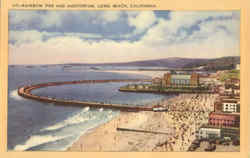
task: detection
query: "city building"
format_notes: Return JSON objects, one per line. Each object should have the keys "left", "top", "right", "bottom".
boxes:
{"left": 152, "top": 77, "right": 162, "bottom": 86}
{"left": 225, "top": 78, "right": 240, "bottom": 89}
{"left": 208, "top": 112, "right": 240, "bottom": 128}
{"left": 222, "top": 99, "right": 240, "bottom": 113}
{"left": 214, "top": 101, "right": 223, "bottom": 112}
{"left": 214, "top": 97, "right": 240, "bottom": 113}
{"left": 128, "top": 84, "right": 136, "bottom": 89}
{"left": 224, "top": 88, "right": 234, "bottom": 95}
{"left": 234, "top": 87, "right": 240, "bottom": 96}
{"left": 162, "top": 72, "right": 199, "bottom": 87}
{"left": 196, "top": 125, "right": 221, "bottom": 140}
{"left": 236, "top": 64, "right": 240, "bottom": 70}
{"left": 137, "top": 85, "right": 144, "bottom": 89}
{"left": 221, "top": 127, "right": 240, "bottom": 138}
{"left": 196, "top": 125, "right": 239, "bottom": 140}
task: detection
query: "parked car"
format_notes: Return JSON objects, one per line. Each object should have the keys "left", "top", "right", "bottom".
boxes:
{"left": 205, "top": 144, "right": 216, "bottom": 151}
{"left": 192, "top": 139, "right": 201, "bottom": 145}
{"left": 232, "top": 138, "right": 240, "bottom": 146}
{"left": 208, "top": 139, "right": 216, "bottom": 144}
{"left": 188, "top": 144, "right": 198, "bottom": 151}
{"left": 217, "top": 138, "right": 230, "bottom": 145}
{"left": 221, "top": 142, "right": 230, "bottom": 146}
{"left": 191, "top": 142, "right": 200, "bottom": 148}
{"left": 224, "top": 137, "right": 231, "bottom": 141}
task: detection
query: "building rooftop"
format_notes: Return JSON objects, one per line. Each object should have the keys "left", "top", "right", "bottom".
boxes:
{"left": 200, "top": 124, "right": 222, "bottom": 129}
{"left": 171, "top": 74, "right": 191, "bottom": 80}
{"left": 200, "top": 124, "right": 240, "bottom": 130}
{"left": 209, "top": 112, "right": 240, "bottom": 117}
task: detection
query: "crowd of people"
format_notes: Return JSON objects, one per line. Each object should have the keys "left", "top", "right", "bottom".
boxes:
{"left": 153, "top": 94, "right": 217, "bottom": 151}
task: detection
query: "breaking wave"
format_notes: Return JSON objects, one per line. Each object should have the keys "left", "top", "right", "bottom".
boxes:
{"left": 41, "top": 107, "right": 92, "bottom": 131}
{"left": 10, "top": 89, "right": 23, "bottom": 101}
{"left": 14, "top": 135, "right": 71, "bottom": 151}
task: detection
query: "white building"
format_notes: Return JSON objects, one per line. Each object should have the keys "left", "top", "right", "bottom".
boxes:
{"left": 236, "top": 64, "right": 240, "bottom": 70}
{"left": 137, "top": 85, "right": 144, "bottom": 89}
{"left": 224, "top": 88, "right": 233, "bottom": 95}
{"left": 152, "top": 77, "right": 162, "bottom": 86}
{"left": 234, "top": 88, "right": 240, "bottom": 96}
{"left": 196, "top": 127, "right": 221, "bottom": 140}
{"left": 144, "top": 85, "right": 149, "bottom": 89}
{"left": 222, "top": 100, "right": 239, "bottom": 113}
{"left": 128, "top": 85, "right": 136, "bottom": 89}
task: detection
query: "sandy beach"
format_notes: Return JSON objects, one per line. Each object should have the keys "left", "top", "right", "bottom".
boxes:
{"left": 67, "top": 70, "right": 219, "bottom": 152}
{"left": 67, "top": 93, "right": 217, "bottom": 152}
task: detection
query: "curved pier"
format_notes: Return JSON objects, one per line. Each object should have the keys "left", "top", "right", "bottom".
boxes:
{"left": 17, "top": 79, "right": 153, "bottom": 111}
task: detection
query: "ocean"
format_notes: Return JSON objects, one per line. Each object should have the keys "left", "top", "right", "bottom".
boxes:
{"left": 8, "top": 65, "right": 173, "bottom": 151}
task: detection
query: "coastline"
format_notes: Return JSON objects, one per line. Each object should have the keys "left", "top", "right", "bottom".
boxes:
{"left": 67, "top": 70, "right": 218, "bottom": 152}
{"left": 98, "top": 70, "right": 166, "bottom": 78}
{"left": 67, "top": 93, "right": 217, "bottom": 152}
{"left": 67, "top": 70, "right": 166, "bottom": 151}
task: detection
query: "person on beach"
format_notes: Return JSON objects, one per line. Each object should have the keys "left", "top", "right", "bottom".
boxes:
{"left": 153, "top": 94, "right": 216, "bottom": 151}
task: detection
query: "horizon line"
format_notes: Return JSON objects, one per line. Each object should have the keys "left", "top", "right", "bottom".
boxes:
{"left": 8, "top": 55, "right": 240, "bottom": 66}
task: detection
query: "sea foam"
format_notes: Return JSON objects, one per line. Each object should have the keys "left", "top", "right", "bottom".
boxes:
{"left": 10, "top": 89, "right": 23, "bottom": 101}
{"left": 41, "top": 107, "right": 92, "bottom": 131}
{"left": 14, "top": 135, "right": 70, "bottom": 151}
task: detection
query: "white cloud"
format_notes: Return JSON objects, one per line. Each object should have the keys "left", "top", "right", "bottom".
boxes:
{"left": 141, "top": 11, "right": 239, "bottom": 46}
{"left": 64, "top": 32, "right": 103, "bottom": 39}
{"left": 8, "top": 11, "right": 240, "bottom": 65}
{"left": 9, "top": 37, "right": 147, "bottom": 64}
{"left": 100, "top": 11, "right": 122, "bottom": 23}
{"left": 9, "top": 30, "right": 105, "bottom": 45}
{"left": 9, "top": 30, "right": 44, "bottom": 44}
{"left": 40, "top": 12, "right": 65, "bottom": 28}
{"left": 127, "top": 11, "right": 157, "bottom": 34}
{"left": 9, "top": 11, "right": 124, "bottom": 30}
{"left": 166, "top": 11, "right": 234, "bottom": 32}
{"left": 189, "top": 18, "right": 240, "bottom": 42}
{"left": 9, "top": 11, "right": 66, "bottom": 29}
{"left": 140, "top": 18, "right": 170, "bottom": 45}
{"left": 9, "top": 31, "right": 239, "bottom": 65}
{"left": 9, "top": 11, "right": 40, "bottom": 25}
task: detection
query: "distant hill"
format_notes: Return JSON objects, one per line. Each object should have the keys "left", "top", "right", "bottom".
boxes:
{"left": 66, "top": 56, "right": 240, "bottom": 70}
{"left": 184, "top": 56, "right": 240, "bottom": 71}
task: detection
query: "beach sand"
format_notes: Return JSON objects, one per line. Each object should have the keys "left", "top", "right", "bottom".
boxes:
{"left": 67, "top": 93, "right": 217, "bottom": 152}
{"left": 67, "top": 70, "right": 239, "bottom": 152}
{"left": 67, "top": 111, "right": 171, "bottom": 151}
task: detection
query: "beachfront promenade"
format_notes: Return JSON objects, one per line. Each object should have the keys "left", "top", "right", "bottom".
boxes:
{"left": 17, "top": 79, "right": 154, "bottom": 111}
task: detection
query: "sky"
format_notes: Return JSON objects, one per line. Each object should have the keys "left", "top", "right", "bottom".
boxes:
{"left": 8, "top": 10, "right": 240, "bottom": 65}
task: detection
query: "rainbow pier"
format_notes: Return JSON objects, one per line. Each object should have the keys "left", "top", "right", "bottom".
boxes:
{"left": 17, "top": 79, "right": 154, "bottom": 112}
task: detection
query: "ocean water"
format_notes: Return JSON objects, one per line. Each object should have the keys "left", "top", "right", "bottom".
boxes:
{"left": 8, "top": 65, "right": 173, "bottom": 151}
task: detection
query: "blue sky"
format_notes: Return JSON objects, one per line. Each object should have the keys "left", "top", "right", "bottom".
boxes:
{"left": 8, "top": 11, "right": 240, "bottom": 65}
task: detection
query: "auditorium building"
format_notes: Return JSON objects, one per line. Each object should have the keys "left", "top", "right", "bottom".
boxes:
{"left": 162, "top": 72, "right": 200, "bottom": 88}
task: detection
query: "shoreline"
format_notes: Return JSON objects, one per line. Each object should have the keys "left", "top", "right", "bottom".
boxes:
{"left": 98, "top": 70, "right": 166, "bottom": 78}
{"left": 67, "top": 70, "right": 170, "bottom": 151}
{"left": 67, "top": 93, "right": 217, "bottom": 152}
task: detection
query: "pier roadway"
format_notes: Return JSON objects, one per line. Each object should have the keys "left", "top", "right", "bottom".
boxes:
{"left": 17, "top": 79, "right": 153, "bottom": 112}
